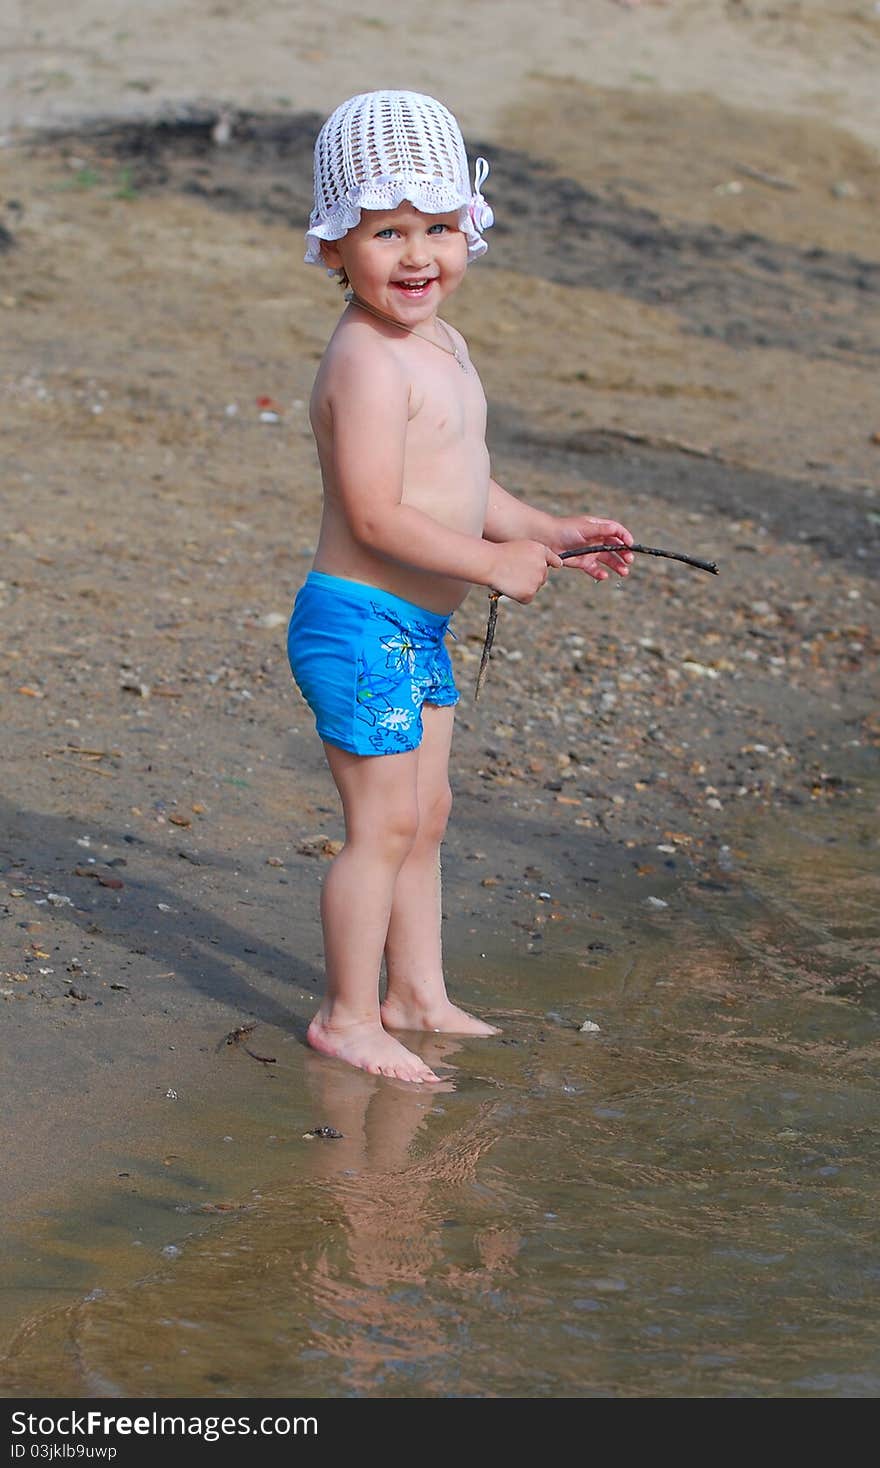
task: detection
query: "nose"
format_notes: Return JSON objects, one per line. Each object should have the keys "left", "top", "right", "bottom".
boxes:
{"left": 400, "top": 234, "right": 431, "bottom": 269}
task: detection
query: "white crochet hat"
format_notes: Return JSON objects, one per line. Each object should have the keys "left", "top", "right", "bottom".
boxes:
{"left": 305, "top": 89, "right": 494, "bottom": 268}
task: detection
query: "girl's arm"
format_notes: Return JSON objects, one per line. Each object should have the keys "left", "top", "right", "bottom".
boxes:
{"left": 483, "top": 478, "right": 558, "bottom": 543}
{"left": 484, "top": 477, "right": 635, "bottom": 582}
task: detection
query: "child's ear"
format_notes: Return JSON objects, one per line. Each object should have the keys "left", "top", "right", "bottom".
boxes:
{"left": 320, "top": 239, "right": 344, "bottom": 272}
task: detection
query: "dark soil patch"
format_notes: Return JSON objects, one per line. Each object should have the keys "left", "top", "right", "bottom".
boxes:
{"left": 43, "top": 108, "right": 880, "bottom": 363}
{"left": 489, "top": 408, "right": 880, "bottom": 574}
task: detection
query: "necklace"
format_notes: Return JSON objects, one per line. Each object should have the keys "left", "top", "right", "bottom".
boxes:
{"left": 345, "top": 290, "right": 469, "bottom": 371}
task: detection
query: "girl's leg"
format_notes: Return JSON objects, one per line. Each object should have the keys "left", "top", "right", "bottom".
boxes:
{"left": 380, "top": 703, "right": 499, "bottom": 1036}
{"left": 309, "top": 742, "right": 442, "bottom": 1083}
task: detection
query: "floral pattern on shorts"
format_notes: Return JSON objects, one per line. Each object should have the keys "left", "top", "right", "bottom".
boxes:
{"left": 355, "top": 602, "right": 458, "bottom": 753}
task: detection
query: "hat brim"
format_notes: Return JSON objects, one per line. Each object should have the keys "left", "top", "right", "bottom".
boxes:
{"left": 304, "top": 184, "right": 489, "bottom": 267}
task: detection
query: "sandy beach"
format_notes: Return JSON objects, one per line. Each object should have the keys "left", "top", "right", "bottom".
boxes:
{"left": 1, "top": 0, "right": 878, "bottom": 1392}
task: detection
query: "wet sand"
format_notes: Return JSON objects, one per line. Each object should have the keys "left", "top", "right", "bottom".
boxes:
{"left": 2, "top": 798, "right": 878, "bottom": 1398}
{"left": 1, "top": 1, "right": 879, "bottom": 1385}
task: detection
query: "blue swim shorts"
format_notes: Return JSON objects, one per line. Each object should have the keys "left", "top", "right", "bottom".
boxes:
{"left": 287, "top": 571, "right": 460, "bottom": 756}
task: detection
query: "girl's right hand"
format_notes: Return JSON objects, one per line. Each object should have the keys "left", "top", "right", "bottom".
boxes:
{"left": 488, "top": 540, "right": 563, "bottom": 603}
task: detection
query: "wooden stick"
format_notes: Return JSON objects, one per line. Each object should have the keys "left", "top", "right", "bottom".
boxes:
{"left": 559, "top": 543, "right": 718, "bottom": 575}
{"left": 474, "top": 543, "right": 719, "bottom": 700}
{"left": 474, "top": 591, "right": 500, "bottom": 701}
{"left": 49, "top": 757, "right": 116, "bottom": 778}
{"left": 219, "top": 1022, "right": 276, "bottom": 1064}
{"left": 734, "top": 161, "right": 799, "bottom": 192}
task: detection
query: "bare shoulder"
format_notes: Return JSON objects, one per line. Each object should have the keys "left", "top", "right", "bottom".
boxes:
{"left": 310, "top": 317, "right": 412, "bottom": 443}
{"left": 320, "top": 316, "right": 410, "bottom": 399}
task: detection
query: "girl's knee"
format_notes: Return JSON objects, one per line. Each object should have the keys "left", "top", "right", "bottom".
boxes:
{"left": 352, "top": 795, "right": 420, "bottom": 860}
{"left": 391, "top": 800, "right": 422, "bottom": 852}
{"left": 418, "top": 783, "right": 453, "bottom": 847}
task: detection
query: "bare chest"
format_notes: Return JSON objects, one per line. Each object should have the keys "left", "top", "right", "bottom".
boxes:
{"left": 406, "top": 360, "right": 487, "bottom": 453}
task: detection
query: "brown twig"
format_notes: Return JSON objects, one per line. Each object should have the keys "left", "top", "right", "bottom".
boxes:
{"left": 49, "top": 757, "right": 116, "bottom": 778}
{"left": 474, "top": 591, "right": 500, "bottom": 701}
{"left": 58, "top": 745, "right": 122, "bottom": 758}
{"left": 219, "top": 1022, "right": 276, "bottom": 1065}
{"left": 474, "top": 543, "right": 719, "bottom": 700}
{"left": 734, "top": 162, "right": 799, "bottom": 192}
{"left": 242, "top": 1042, "right": 276, "bottom": 1064}
{"left": 559, "top": 543, "right": 719, "bottom": 575}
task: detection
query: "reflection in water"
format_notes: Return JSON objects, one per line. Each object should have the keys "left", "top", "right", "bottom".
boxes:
{"left": 0, "top": 1036, "right": 517, "bottom": 1398}
{"left": 2, "top": 802, "right": 879, "bottom": 1397}
{"left": 301, "top": 1041, "right": 517, "bottom": 1394}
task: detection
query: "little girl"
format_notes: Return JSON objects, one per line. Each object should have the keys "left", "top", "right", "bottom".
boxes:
{"left": 288, "top": 90, "right": 634, "bottom": 1082}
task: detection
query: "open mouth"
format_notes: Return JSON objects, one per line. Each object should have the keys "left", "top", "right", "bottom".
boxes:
{"left": 392, "top": 278, "right": 434, "bottom": 297}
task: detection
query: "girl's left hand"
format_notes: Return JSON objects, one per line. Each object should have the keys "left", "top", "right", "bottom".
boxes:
{"left": 551, "top": 516, "right": 635, "bottom": 581}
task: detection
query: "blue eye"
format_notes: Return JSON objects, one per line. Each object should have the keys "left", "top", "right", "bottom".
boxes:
{"left": 375, "top": 228, "right": 396, "bottom": 239}
{"left": 427, "top": 223, "right": 447, "bottom": 235}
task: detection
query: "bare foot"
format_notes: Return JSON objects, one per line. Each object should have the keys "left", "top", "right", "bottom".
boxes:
{"left": 306, "top": 1013, "right": 442, "bottom": 1083}
{"left": 381, "top": 996, "right": 500, "bottom": 1037}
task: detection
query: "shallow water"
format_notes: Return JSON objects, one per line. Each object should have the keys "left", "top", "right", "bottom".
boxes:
{"left": 2, "top": 797, "right": 878, "bottom": 1399}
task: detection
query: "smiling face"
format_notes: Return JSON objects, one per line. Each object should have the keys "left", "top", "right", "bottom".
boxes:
{"left": 320, "top": 202, "right": 469, "bottom": 322}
